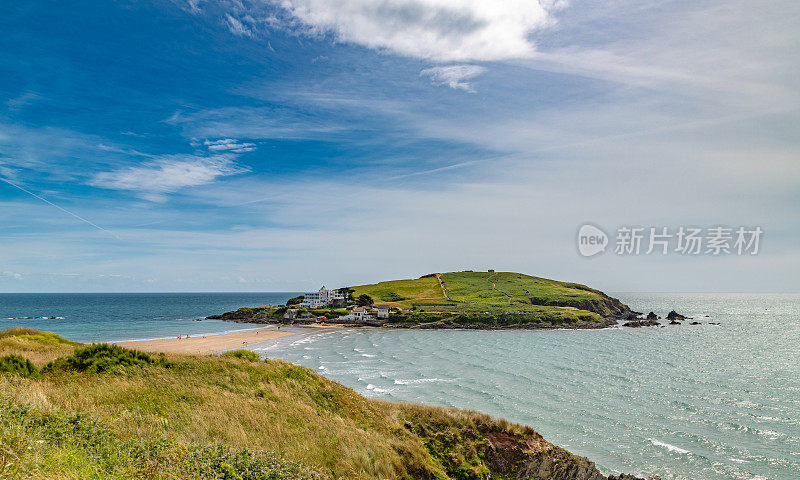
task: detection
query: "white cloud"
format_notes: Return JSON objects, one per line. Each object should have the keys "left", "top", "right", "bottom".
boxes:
{"left": 275, "top": 0, "right": 558, "bottom": 61}
{"left": 204, "top": 138, "right": 257, "bottom": 153}
{"left": 90, "top": 155, "right": 249, "bottom": 201}
{"left": 420, "top": 64, "right": 486, "bottom": 92}
{"left": 225, "top": 13, "right": 256, "bottom": 37}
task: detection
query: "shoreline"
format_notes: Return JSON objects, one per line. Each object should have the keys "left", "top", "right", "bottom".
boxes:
{"left": 107, "top": 325, "right": 279, "bottom": 344}
{"left": 113, "top": 328, "right": 293, "bottom": 355}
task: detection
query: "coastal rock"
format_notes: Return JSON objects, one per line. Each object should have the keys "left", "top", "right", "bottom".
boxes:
{"left": 690, "top": 321, "right": 701, "bottom": 325}
{"left": 608, "top": 475, "right": 660, "bottom": 480}
{"left": 669, "top": 320, "right": 681, "bottom": 325}
{"left": 666, "top": 310, "right": 688, "bottom": 321}
{"left": 478, "top": 430, "right": 646, "bottom": 480}
{"left": 623, "top": 319, "right": 660, "bottom": 327}
{"left": 646, "top": 312, "right": 659, "bottom": 320}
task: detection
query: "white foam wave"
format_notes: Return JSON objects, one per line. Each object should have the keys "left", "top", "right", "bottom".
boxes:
{"left": 394, "top": 378, "right": 450, "bottom": 385}
{"left": 649, "top": 439, "right": 689, "bottom": 454}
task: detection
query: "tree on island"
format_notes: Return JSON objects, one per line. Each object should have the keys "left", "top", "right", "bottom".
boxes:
{"left": 356, "top": 294, "right": 374, "bottom": 307}
{"left": 337, "top": 288, "right": 355, "bottom": 301}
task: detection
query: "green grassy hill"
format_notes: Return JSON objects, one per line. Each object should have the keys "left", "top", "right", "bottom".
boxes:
{"left": 208, "top": 272, "right": 630, "bottom": 329}
{"left": 350, "top": 271, "right": 629, "bottom": 326}
{"left": 0, "top": 329, "right": 631, "bottom": 480}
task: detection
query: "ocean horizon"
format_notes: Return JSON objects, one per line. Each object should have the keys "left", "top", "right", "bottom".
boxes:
{"left": 0, "top": 292, "right": 300, "bottom": 343}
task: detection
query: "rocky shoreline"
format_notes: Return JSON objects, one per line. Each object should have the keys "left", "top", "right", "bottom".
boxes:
{"left": 207, "top": 306, "right": 714, "bottom": 331}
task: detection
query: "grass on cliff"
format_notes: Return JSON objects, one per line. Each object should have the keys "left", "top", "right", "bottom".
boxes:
{"left": 350, "top": 276, "right": 446, "bottom": 308}
{"left": 0, "top": 327, "right": 79, "bottom": 365}
{"left": 0, "top": 328, "right": 598, "bottom": 480}
{"left": 440, "top": 272, "right": 602, "bottom": 307}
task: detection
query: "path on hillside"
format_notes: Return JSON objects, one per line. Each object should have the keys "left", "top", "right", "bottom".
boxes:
{"left": 487, "top": 272, "right": 512, "bottom": 304}
{"left": 435, "top": 273, "right": 451, "bottom": 301}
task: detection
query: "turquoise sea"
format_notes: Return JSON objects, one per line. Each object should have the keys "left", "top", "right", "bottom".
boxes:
{"left": 2, "top": 292, "right": 798, "bottom": 480}
{"left": 0, "top": 292, "right": 297, "bottom": 342}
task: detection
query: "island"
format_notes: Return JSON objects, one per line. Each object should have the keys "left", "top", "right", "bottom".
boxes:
{"left": 208, "top": 270, "right": 640, "bottom": 329}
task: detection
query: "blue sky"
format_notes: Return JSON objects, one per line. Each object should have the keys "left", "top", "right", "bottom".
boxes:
{"left": 1, "top": 0, "right": 798, "bottom": 292}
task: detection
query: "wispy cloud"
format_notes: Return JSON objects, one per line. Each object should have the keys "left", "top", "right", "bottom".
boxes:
{"left": 5, "top": 91, "right": 42, "bottom": 112}
{"left": 420, "top": 64, "right": 486, "bottom": 92}
{"left": 204, "top": 138, "right": 257, "bottom": 153}
{"left": 90, "top": 154, "right": 250, "bottom": 201}
{"left": 224, "top": 12, "right": 255, "bottom": 38}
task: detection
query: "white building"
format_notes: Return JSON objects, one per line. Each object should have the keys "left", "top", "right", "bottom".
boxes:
{"left": 341, "top": 306, "right": 373, "bottom": 323}
{"left": 299, "top": 286, "right": 347, "bottom": 308}
{"left": 376, "top": 305, "right": 391, "bottom": 319}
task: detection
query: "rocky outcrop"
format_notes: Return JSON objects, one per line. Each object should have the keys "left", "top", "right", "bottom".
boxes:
{"left": 386, "top": 317, "right": 618, "bottom": 330}
{"left": 479, "top": 430, "right": 647, "bottom": 480}
{"left": 623, "top": 319, "right": 660, "bottom": 327}
{"left": 206, "top": 306, "right": 281, "bottom": 322}
{"left": 666, "top": 310, "right": 688, "bottom": 321}
{"left": 529, "top": 295, "right": 631, "bottom": 318}
{"left": 646, "top": 312, "right": 659, "bottom": 320}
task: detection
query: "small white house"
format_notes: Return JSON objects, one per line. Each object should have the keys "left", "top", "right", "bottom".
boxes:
{"left": 341, "top": 306, "right": 374, "bottom": 323}
{"left": 376, "top": 305, "right": 391, "bottom": 319}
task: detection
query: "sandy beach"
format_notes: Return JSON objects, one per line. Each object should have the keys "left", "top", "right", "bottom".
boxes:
{"left": 114, "top": 329, "right": 292, "bottom": 355}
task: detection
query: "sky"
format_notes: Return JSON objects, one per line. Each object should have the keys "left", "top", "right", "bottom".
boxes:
{"left": 0, "top": 0, "right": 798, "bottom": 293}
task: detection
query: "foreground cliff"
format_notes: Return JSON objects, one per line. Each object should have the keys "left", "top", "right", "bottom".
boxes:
{"left": 0, "top": 328, "right": 650, "bottom": 479}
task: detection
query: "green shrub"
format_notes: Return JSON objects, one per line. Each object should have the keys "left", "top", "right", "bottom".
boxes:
{"left": 356, "top": 294, "right": 374, "bottom": 306}
{"left": 42, "top": 344, "right": 170, "bottom": 374}
{"left": 221, "top": 349, "right": 261, "bottom": 362}
{"left": 377, "top": 291, "right": 408, "bottom": 302}
{"left": 0, "top": 354, "right": 39, "bottom": 378}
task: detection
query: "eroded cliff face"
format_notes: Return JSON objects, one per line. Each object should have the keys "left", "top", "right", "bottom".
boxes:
{"left": 526, "top": 295, "right": 631, "bottom": 318}
{"left": 401, "top": 406, "right": 649, "bottom": 480}
{"left": 481, "top": 431, "right": 646, "bottom": 480}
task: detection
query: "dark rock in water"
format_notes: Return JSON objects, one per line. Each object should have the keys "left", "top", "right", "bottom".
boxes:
{"left": 646, "top": 311, "right": 658, "bottom": 320}
{"left": 669, "top": 320, "right": 681, "bottom": 325}
{"left": 666, "top": 310, "right": 688, "bottom": 321}
{"left": 624, "top": 319, "right": 659, "bottom": 327}
{"left": 608, "top": 475, "right": 659, "bottom": 480}
{"left": 608, "top": 476, "right": 660, "bottom": 480}
{"left": 690, "top": 321, "right": 701, "bottom": 325}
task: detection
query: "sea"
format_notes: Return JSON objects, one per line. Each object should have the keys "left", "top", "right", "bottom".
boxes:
{"left": 2, "top": 292, "right": 798, "bottom": 480}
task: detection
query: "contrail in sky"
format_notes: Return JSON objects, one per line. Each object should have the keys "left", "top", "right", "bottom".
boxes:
{"left": 0, "top": 176, "right": 119, "bottom": 239}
